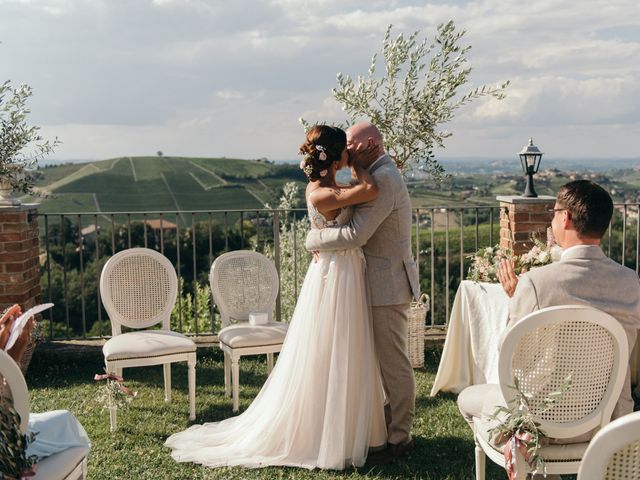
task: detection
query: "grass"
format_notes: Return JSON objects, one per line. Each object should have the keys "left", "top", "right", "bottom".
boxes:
{"left": 25, "top": 344, "right": 510, "bottom": 480}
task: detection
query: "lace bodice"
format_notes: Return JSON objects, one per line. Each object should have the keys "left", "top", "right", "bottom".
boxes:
{"left": 307, "top": 201, "right": 353, "bottom": 230}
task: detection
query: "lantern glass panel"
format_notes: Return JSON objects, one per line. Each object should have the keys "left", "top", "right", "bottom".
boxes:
{"left": 526, "top": 155, "right": 536, "bottom": 167}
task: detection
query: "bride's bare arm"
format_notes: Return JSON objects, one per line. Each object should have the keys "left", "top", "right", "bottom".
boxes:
{"left": 311, "top": 164, "right": 378, "bottom": 213}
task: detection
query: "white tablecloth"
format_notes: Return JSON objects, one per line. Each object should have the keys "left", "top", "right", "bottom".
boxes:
{"left": 430, "top": 281, "right": 508, "bottom": 396}
{"left": 430, "top": 280, "right": 640, "bottom": 397}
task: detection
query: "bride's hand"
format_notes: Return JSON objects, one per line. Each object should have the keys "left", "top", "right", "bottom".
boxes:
{"left": 350, "top": 141, "right": 378, "bottom": 168}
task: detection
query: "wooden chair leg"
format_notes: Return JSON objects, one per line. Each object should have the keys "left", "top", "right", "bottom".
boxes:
{"left": 475, "top": 441, "right": 486, "bottom": 480}
{"left": 231, "top": 354, "right": 240, "bottom": 413}
{"left": 163, "top": 363, "right": 172, "bottom": 403}
{"left": 224, "top": 351, "right": 231, "bottom": 397}
{"left": 267, "top": 352, "right": 274, "bottom": 372}
{"left": 188, "top": 354, "right": 196, "bottom": 421}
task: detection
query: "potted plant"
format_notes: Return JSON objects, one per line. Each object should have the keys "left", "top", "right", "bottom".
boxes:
{"left": 0, "top": 80, "right": 59, "bottom": 206}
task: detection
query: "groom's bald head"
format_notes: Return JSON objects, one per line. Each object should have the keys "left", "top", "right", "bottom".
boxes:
{"left": 346, "top": 122, "right": 383, "bottom": 149}
{"left": 346, "top": 122, "right": 384, "bottom": 167}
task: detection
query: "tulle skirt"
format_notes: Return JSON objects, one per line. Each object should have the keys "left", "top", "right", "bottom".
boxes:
{"left": 165, "top": 248, "right": 386, "bottom": 470}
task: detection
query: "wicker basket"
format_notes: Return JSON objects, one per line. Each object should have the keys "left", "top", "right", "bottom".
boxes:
{"left": 407, "top": 293, "right": 430, "bottom": 369}
{"left": 18, "top": 338, "right": 36, "bottom": 376}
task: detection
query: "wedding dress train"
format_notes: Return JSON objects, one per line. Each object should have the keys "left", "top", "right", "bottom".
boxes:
{"left": 165, "top": 205, "right": 386, "bottom": 470}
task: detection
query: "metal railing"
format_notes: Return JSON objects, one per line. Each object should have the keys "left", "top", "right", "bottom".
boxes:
{"left": 37, "top": 203, "right": 639, "bottom": 340}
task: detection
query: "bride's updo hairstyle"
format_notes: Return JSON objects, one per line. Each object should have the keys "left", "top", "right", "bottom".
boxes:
{"left": 298, "top": 125, "right": 346, "bottom": 181}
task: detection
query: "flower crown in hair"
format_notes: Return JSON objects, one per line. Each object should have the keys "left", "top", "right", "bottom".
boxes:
{"left": 299, "top": 158, "right": 314, "bottom": 177}
{"left": 316, "top": 145, "right": 327, "bottom": 161}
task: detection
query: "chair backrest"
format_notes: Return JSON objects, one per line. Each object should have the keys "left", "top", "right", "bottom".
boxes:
{"left": 209, "top": 251, "right": 279, "bottom": 328}
{"left": 0, "top": 349, "right": 30, "bottom": 434}
{"left": 100, "top": 248, "right": 178, "bottom": 335}
{"left": 499, "top": 305, "right": 628, "bottom": 440}
{"left": 577, "top": 411, "right": 640, "bottom": 480}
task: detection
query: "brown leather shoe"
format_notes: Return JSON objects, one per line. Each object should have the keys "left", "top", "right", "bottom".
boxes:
{"left": 366, "top": 439, "right": 415, "bottom": 466}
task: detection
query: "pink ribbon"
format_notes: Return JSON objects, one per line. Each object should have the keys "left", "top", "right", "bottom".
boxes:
{"left": 94, "top": 373, "right": 137, "bottom": 397}
{"left": 504, "top": 431, "right": 534, "bottom": 480}
{"left": 19, "top": 463, "right": 38, "bottom": 478}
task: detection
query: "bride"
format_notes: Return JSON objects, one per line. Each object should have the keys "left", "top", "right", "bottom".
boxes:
{"left": 165, "top": 124, "right": 386, "bottom": 470}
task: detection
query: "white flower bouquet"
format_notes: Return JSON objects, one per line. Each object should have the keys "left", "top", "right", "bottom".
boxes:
{"left": 466, "top": 245, "right": 515, "bottom": 283}
{"left": 467, "top": 232, "right": 560, "bottom": 283}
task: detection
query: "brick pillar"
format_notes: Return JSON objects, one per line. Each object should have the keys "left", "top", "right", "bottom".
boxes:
{"left": 497, "top": 195, "right": 555, "bottom": 256}
{"left": 0, "top": 205, "right": 41, "bottom": 312}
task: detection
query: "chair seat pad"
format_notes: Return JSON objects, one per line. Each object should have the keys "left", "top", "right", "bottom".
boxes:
{"left": 103, "top": 330, "right": 196, "bottom": 361}
{"left": 475, "top": 416, "right": 589, "bottom": 462}
{"left": 33, "top": 445, "right": 88, "bottom": 479}
{"left": 219, "top": 322, "right": 288, "bottom": 348}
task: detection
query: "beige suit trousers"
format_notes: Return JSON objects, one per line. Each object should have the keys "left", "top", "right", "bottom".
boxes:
{"left": 371, "top": 303, "right": 415, "bottom": 445}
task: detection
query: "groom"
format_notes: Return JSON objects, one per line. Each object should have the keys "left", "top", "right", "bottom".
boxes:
{"left": 305, "top": 121, "right": 420, "bottom": 462}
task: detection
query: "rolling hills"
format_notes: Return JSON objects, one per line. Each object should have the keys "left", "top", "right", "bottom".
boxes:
{"left": 27, "top": 156, "right": 305, "bottom": 217}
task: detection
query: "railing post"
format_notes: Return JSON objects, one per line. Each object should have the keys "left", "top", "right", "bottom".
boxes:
{"left": 273, "top": 210, "right": 281, "bottom": 322}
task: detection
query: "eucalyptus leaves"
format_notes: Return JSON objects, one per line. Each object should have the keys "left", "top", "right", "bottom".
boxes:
{"left": 488, "top": 375, "right": 573, "bottom": 479}
{"left": 0, "top": 395, "right": 38, "bottom": 479}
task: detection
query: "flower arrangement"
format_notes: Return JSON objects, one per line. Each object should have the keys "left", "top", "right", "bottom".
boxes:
{"left": 487, "top": 375, "right": 572, "bottom": 479}
{"left": 466, "top": 245, "right": 515, "bottom": 283}
{"left": 94, "top": 372, "right": 137, "bottom": 413}
{"left": 0, "top": 395, "right": 38, "bottom": 479}
{"left": 466, "top": 233, "right": 559, "bottom": 283}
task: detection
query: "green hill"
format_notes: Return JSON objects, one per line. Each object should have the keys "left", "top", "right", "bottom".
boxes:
{"left": 27, "top": 157, "right": 305, "bottom": 220}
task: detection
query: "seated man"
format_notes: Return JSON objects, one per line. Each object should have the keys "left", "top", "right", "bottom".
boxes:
{"left": 457, "top": 180, "right": 640, "bottom": 474}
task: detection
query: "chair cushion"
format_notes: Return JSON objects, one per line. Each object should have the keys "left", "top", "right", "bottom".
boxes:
{"left": 218, "top": 322, "right": 288, "bottom": 349}
{"left": 33, "top": 445, "right": 88, "bottom": 479}
{"left": 475, "top": 416, "right": 589, "bottom": 462}
{"left": 103, "top": 330, "right": 196, "bottom": 361}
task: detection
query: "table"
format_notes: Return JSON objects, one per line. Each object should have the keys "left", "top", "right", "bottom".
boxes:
{"left": 430, "top": 280, "right": 640, "bottom": 397}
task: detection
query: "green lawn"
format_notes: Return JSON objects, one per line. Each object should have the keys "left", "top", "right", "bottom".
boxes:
{"left": 26, "top": 344, "right": 511, "bottom": 480}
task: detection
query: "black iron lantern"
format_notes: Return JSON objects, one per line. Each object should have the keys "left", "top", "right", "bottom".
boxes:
{"left": 519, "top": 137, "right": 543, "bottom": 197}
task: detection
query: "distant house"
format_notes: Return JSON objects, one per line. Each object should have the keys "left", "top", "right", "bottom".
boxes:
{"left": 81, "top": 224, "right": 99, "bottom": 245}
{"left": 144, "top": 219, "right": 178, "bottom": 236}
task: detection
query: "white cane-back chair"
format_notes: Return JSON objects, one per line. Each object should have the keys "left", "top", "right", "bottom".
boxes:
{"left": 0, "top": 350, "right": 89, "bottom": 479}
{"left": 210, "top": 251, "right": 288, "bottom": 412}
{"left": 474, "top": 305, "right": 629, "bottom": 480}
{"left": 578, "top": 410, "right": 640, "bottom": 479}
{"left": 100, "top": 248, "right": 196, "bottom": 431}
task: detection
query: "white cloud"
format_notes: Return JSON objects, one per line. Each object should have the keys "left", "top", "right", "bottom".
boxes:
{"left": 1, "top": 0, "right": 639, "bottom": 160}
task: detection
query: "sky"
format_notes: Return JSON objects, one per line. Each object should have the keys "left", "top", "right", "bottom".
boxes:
{"left": 1, "top": 0, "right": 639, "bottom": 163}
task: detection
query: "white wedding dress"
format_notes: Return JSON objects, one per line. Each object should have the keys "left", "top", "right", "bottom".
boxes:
{"left": 165, "top": 203, "right": 387, "bottom": 470}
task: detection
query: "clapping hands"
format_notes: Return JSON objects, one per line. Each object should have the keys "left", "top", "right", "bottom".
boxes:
{"left": 496, "top": 258, "right": 527, "bottom": 298}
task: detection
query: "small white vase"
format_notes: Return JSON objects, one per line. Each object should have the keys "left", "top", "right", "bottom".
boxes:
{"left": 0, "top": 179, "right": 20, "bottom": 206}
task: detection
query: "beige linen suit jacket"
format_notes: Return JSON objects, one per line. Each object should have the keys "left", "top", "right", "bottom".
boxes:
{"left": 305, "top": 154, "right": 420, "bottom": 307}
{"left": 507, "top": 244, "right": 640, "bottom": 417}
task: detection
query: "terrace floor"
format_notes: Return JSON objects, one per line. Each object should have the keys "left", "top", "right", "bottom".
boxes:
{"left": 27, "top": 343, "right": 575, "bottom": 480}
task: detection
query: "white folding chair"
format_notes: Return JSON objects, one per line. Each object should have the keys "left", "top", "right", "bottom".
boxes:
{"left": 210, "top": 251, "right": 288, "bottom": 412}
{"left": 473, "top": 305, "right": 629, "bottom": 479}
{"left": 578, "top": 410, "right": 640, "bottom": 479}
{"left": 100, "top": 248, "right": 196, "bottom": 431}
{"left": 0, "top": 350, "right": 89, "bottom": 480}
